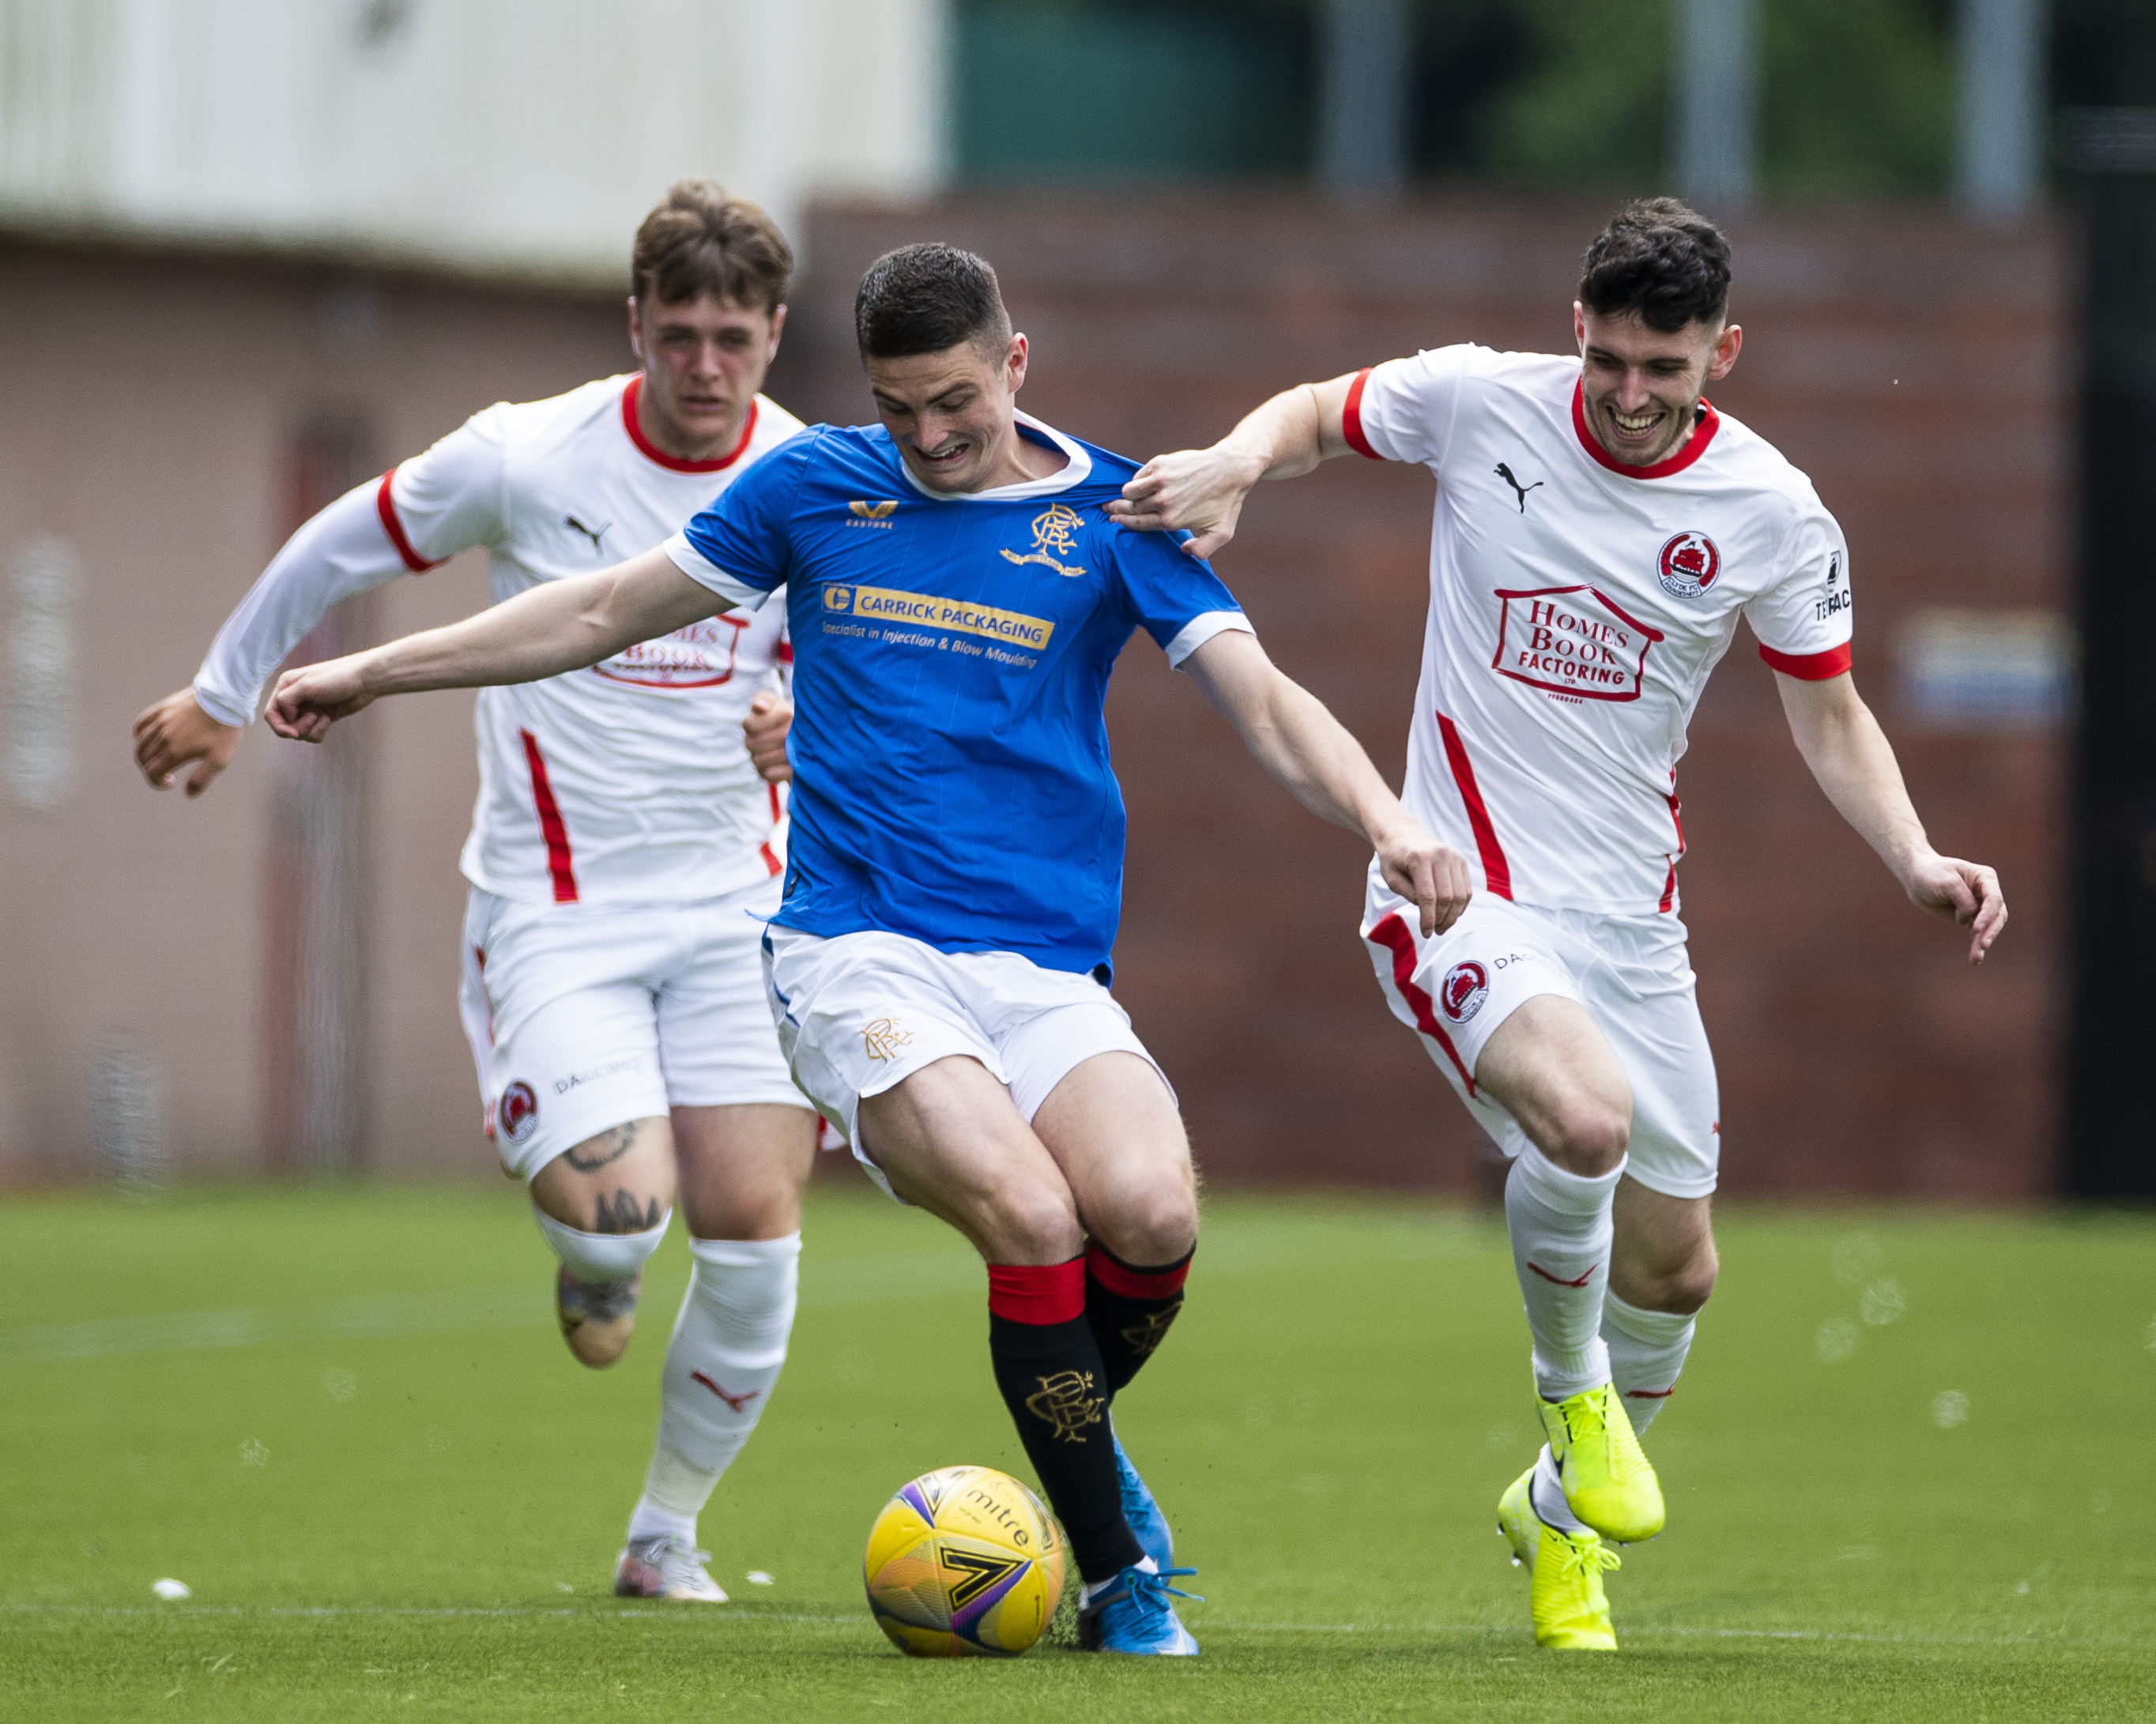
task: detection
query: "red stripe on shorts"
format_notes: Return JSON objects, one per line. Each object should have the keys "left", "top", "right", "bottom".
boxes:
{"left": 1366, "top": 912, "right": 1476, "bottom": 1096}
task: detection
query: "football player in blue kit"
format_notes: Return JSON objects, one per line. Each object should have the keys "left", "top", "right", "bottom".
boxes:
{"left": 266, "top": 243, "right": 1472, "bottom": 1656}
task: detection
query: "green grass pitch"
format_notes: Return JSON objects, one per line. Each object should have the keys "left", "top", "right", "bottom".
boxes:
{"left": 2, "top": 1180, "right": 2150, "bottom": 1721}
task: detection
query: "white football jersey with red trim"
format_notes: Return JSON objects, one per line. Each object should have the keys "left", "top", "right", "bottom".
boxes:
{"left": 1348, "top": 346, "right": 1853, "bottom": 915}
{"left": 194, "top": 373, "right": 804, "bottom": 905}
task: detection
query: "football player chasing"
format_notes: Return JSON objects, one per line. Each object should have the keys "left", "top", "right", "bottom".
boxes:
{"left": 133, "top": 183, "right": 822, "bottom": 1605}
{"left": 1110, "top": 198, "right": 2007, "bottom": 1651}
{"left": 262, "top": 243, "right": 1467, "bottom": 1655}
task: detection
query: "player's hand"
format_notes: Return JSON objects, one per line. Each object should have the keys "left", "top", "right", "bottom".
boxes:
{"left": 1902, "top": 851, "right": 2007, "bottom": 966}
{"left": 1106, "top": 448, "right": 1268, "bottom": 560}
{"left": 132, "top": 688, "right": 240, "bottom": 796}
{"left": 266, "top": 655, "right": 376, "bottom": 742}
{"left": 1375, "top": 822, "right": 1473, "bottom": 939}
{"left": 744, "top": 689, "right": 793, "bottom": 783}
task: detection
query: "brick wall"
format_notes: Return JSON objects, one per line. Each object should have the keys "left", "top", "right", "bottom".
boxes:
{"left": 773, "top": 194, "right": 2071, "bottom": 1198}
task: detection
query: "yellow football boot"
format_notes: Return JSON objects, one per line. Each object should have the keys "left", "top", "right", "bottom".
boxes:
{"left": 1496, "top": 1464, "right": 1540, "bottom": 1569}
{"left": 1536, "top": 1382, "right": 1664, "bottom": 1543}
{"left": 1530, "top": 1523, "right": 1620, "bottom": 1651}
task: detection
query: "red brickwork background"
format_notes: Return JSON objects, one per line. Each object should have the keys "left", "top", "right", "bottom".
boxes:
{"left": 772, "top": 194, "right": 2070, "bottom": 1199}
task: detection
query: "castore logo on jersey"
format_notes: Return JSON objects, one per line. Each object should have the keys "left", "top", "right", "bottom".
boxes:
{"left": 1656, "top": 530, "right": 1721, "bottom": 599}
{"left": 998, "top": 504, "right": 1087, "bottom": 578}
{"left": 846, "top": 499, "right": 899, "bottom": 530}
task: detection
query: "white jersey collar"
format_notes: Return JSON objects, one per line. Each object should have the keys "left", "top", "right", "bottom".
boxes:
{"left": 895, "top": 409, "right": 1092, "bottom": 503}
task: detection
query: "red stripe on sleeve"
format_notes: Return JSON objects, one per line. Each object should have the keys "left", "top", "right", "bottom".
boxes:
{"left": 1366, "top": 913, "right": 1476, "bottom": 1095}
{"left": 1084, "top": 1242, "right": 1190, "bottom": 1301}
{"left": 1435, "top": 713, "right": 1512, "bottom": 900}
{"left": 1758, "top": 642, "right": 1853, "bottom": 680}
{"left": 375, "top": 469, "right": 448, "bottom": 572}
{"left": 987, "top": 1258, "right": 1087, "bottom": 1325}
{"left": 1341, "top": 367, "right": 1381, "bottom": 460}
{"left": 518, "top": 729, "right": 579, "bottom": 903}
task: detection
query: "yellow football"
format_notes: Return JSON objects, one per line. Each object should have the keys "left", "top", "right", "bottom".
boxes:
{"left": 863, "top": 1465, "right": 1066, "bottom": 1657}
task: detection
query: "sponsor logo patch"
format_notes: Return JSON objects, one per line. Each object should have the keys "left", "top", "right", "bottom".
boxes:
{"left": 1656, "top": 529, "right": 1721, "bottom": 599}
{"left": 592, "top": 615, "right": 750, "bottom": 689}
{"left": 499, "top": 1080, "right": 540, "bottom": 1145}
{"left": 1492, "top": 585, "right": 1664, "bottom": 703}
{"left": 1439, "top": 961, "right": 1490, "bottom": 1023}
{"left": 824, "top": 584, "right": 1055, "bottom": 651}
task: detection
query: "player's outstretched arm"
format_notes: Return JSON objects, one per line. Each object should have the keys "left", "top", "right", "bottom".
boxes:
{"left": 1107, "top": 373, "right": 1362, "bottom": 559}
{"left": 1776, "top": 670, "right": 2007, "bottom": 966}
{"left": 133, "top": 691, "right": 240, "bottom": 798}
{"left": 1183, "top": 630, "right": 1470, "bottom": 936}
{"left": 266, "top": 548, "right": 726, "bottom": 742}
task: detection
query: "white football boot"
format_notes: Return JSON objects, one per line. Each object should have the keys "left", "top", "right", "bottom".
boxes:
{"left": 613, "top": 1534, "right": 729, "bottom": 1602}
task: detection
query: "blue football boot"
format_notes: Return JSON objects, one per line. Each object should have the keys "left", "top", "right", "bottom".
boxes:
{"left": 1110, "top": 1421, "right": 1174, "bottom": 1569}
{"left": 1077, "top": 1559, "right": 1202, "bottom": 1656}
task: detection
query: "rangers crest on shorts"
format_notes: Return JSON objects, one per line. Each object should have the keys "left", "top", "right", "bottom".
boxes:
{"left": 1440, "top": 961, "right": 1491, "bottom": 1022}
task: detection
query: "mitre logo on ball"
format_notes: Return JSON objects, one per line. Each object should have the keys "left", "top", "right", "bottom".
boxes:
{"left": 1440, "top": 961, "right": 1490, "bottom": 1023}
{"left": 1656, "top": 530, "right": 1721, "bottom": 599}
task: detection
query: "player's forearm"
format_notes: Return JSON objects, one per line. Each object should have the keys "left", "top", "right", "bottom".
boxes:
{"left": 1222, "top": 665, "right": 1412, "bottom": 845}
{"left": 194, "top": 484, "right": 413, "bottom": 724}
{"left": 1779, "top": 676, "right": 1932, "bottom": 883}
{"left": 1213, "top": 385, "right": 1331, "bottom": 484}
{"left": 356, "top": 549, "right": 712, "bottom": 698}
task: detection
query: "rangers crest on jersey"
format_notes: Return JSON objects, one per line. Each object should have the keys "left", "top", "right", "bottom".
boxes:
{"left": 1656, "top": 530, "right": 1721, "bottom": 599}
{"left": 1439, "top": 961, "right": 1490, "bottom": 1023}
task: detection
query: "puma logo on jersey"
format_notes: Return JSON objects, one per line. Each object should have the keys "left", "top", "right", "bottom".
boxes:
{"left": 564, "top": 515, "right": 610, "bottom": 553}
{"left": 1494, "top": 463, "right": 1544, "bottom": 513}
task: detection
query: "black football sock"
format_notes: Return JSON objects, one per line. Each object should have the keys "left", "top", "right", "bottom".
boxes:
{"left": 1083, "top": 1240, "right": 1193, "bottom": 1398}
{"left": 986, "top": 1258, "right": 1143, "bottom": 1585}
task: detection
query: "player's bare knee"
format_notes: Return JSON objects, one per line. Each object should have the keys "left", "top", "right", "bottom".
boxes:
{"left": 1096, "top": 1176, "right": 1197, "bottom": 1267}
{"left": 979, "top": 1179, "right": 1083, "bottom": 1265}
{"left": 1542, "top": 1096, "right": 1630, "bottom": 1176}
{"left": 1627, "top": 1244, "right": 1718, "bottom": 1314}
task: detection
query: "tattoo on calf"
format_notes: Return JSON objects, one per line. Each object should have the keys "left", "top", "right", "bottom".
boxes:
{"left": 561, "top": 1121, "right": 639, "bottom": 1173}
{"left": 591, "top": 1188, "right": 663, "bottom": 1235}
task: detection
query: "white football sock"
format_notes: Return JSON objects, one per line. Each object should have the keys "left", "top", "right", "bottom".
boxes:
{"left": 1602, "top": 1291, "right": 1695, "bottom": 1435}
{"left": 626, "top": 1233, "right": 801, "bottom": 1546}
{"left": 1530, "top": 1444, "right": 1589, "bottom": 1534}
{"left": 531, "top": 1203, "right": 669, "bottom": 1284}
{"left": 1505, "top": 1146, "right": 1623, "bottom": 1401}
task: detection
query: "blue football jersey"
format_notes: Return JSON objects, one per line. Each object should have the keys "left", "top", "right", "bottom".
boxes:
{"left": 666, "top": 413, "right": 1251, "bottom": 978}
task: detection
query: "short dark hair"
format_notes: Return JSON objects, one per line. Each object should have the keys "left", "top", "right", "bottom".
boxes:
{"left": 854, "top": 243, "right": 1012, "bottom": 360}
{"left": 1578, "top": 198, "right": 1731, "bottom": 334}
{"left": 631, "top": 179, "right": 792, "bottom": 313}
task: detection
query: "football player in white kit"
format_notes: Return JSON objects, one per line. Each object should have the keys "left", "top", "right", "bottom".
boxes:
{"left": 1110, "top": 198, "right": 2007, "bottom": 1650}
{"left": 132, "top": 182, "right": 820, "bottom": 1603}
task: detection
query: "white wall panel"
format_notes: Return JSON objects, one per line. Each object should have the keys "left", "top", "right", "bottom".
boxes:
{"left": 0, "top": 0, "right": 947, "bottom": 280}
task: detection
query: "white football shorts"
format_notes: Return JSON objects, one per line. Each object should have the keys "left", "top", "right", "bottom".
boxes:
{"left": 760, "top": 925, "right": 1172, "bottom": 1202}
{"left": 1359, "top": 860, "right": 1721, "bottom": 1199}
{"left": 458, "top": 875, "right": 812, "bottom": 1181}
